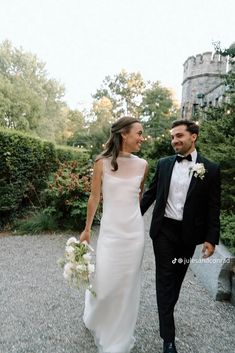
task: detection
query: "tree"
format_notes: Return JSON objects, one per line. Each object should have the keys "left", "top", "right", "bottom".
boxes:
{"left": 91, "top": 71, "right": 179, "bottom": 147}
{"left": 92, "top": 70, "right": 146, "bottom": 118}
{"left": 70, "top": 71, "right": 180, "bottom": 159}
{"left": 62, "top": 108, "right": 86, "bottom": 141}
{"left": 141, "top": 81, "right": 179, "bottom": 137}
{"left": 90, "top": 96, "right": 114, "bottom": 133}
{"left": 0, "top": 40, "right": 66, "bottom": 142}
{"left": 191, "top": 43, "right": 235, "bottom": 253}
{"left": 197, "top": 43, "right": 235, "bottom": 212}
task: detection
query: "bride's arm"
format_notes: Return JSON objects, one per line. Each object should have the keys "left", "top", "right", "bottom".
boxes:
{"left": 79, "top": 159, "right": 103, "bottom": 243}
{"left": 139, "top": 163, "right": 148, "bottom": 204}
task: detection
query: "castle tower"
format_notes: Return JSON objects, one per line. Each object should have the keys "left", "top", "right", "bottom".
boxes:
{"left": 181, "top": 51, "right": 228, "bottom": 118}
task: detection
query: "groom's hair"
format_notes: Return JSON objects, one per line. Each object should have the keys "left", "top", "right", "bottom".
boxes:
{"left": 171, "top": 119, "right": 199, "bottom": 137}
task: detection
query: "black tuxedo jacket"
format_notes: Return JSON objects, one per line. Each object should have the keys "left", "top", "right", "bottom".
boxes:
{"left": 140, "top": 153, "right": 221, "bottom": 246}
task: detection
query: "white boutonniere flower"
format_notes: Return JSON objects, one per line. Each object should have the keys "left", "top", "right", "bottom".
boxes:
{"left": 189, "top": 163, "right": 206, "bottom": 179}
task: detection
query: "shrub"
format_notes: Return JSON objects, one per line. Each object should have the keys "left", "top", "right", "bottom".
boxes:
{"left": 0, "top": 128, "right": 89, "bottom": 228}
{"left": 198, "top": 116, "right": 235, "bottom": 212}
{"left": 41, "top": 160, "right": 97, "bottom": 231}
{"left": 15, "top": 211, "right": 58, "bottom": 234}
{"left": 55, "top": 145, "right": 90, "bottom": 164}
{"left": 220, "top": 212, "right": 235, "bottom": 255}
{"left": 139, "top": 133, "right": 173, "bottom": 184}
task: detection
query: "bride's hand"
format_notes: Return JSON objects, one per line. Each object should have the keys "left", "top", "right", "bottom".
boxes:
{"left": 80, "top": 229, "right": 91, "bottom": 243}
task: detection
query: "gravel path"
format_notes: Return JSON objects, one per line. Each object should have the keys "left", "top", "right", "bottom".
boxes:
{"left": 0, "top": 210, "right": 235, "bottom": 353}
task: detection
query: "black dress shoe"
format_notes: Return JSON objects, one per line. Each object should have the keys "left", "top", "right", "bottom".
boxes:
{"left": 163, "top": 341, "right": 178, "bottom": 353}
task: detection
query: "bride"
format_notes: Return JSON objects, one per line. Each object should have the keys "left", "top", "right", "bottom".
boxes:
{"left": 80, "top": 116, "right": 148, "bottom": 353}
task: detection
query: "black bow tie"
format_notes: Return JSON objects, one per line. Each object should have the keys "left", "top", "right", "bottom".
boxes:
{"left": 176, "top": 154, "right": 192, "bottom": 163}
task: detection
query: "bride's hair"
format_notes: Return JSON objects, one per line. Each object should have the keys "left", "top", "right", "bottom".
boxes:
{"left": 96, "top": 116, "right": 140, "bottom": 171}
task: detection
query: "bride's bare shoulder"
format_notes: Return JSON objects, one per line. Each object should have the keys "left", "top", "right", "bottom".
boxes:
{"left": 93, "top": 158, "right": 104, "bottom": 174}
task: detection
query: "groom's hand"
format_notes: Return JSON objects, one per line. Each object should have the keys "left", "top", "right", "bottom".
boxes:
{"left": 202, "top": 242, "right": 215, "bottom": 258}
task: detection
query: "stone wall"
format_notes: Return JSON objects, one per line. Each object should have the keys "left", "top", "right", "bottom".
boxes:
{"left": 181, "top": 52, "right": 229, "bottom": 118}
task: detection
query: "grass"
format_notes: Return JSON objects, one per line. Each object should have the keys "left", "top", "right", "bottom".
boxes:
{"left": 14, "top": 211, "right": 58, "bottom": 235}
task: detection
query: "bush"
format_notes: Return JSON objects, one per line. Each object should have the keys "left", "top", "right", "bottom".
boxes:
{"left": 0, "top": 128, "right": 89, "bottom": 228}
{"left": 198, "top": 115, "right": 235, "bottom": 212}
{"left": 55, "top": 145, "right": 90, "bottom": 164}
{"left": 15, "top": 211, "right": 58, "bottom": 234}
{"left": 41, "top": 160, "right": 97, "bottom": 231}
{"left": 220, "top": 212, "right": 235, "bottom": 255}
{"left": 139, "top": 133, "right": 173, "bottom": 184}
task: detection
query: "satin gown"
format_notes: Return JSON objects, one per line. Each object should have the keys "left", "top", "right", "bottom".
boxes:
{"left": 83, "top": 154, "right": 147, "bottom": 353}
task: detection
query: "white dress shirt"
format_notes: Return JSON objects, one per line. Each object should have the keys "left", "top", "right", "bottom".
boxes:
{"left": 164, "top": 149, "right": 197, "bottom": 221}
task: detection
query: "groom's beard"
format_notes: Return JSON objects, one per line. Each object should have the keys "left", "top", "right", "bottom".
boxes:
{"left": 172, "top": 142, "right": 194, "bottom": 155}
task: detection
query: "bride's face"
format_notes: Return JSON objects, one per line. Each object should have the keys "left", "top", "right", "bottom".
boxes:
{"left": 122, "top": 123, "right": 144, "bottom": 152}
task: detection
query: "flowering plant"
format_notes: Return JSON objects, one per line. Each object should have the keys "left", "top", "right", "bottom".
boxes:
{"left": 189, "top": 163, "right": 206, "bottom": 179}
{"left": 58, "top": 236, "right": 96, "bottom": 296}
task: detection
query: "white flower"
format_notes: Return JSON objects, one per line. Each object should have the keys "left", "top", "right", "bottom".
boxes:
{"left": 189, "top": 163, "right": 206, "bottom": 179}
{"left": 76, "top": 264, "right": 87, "bottom": 272}
{"left": 64, "top": 262, "right": 74, "bottom": 272}
{"left": 66, "top": 252, "right": 75, "bottom": 262}
{"left": 81, "top": 240, "right": 94, "bottom": 252}
{"left": 58, "top": 237, "right": 96, "bottom": 295}
{"left": 65, "top": 245, "right": 74, "bottom": 254}
{"left": 63, "top": 262, "right": 74, "bottom": 280}
{"left": 88, "top": 264, "right": 95, "bottom": 274}
{"left": 66, "top": 237, "right": 79, "bottom": 246}
{"left": 63, "top": 271, "right": 70, "bottom": 280}
{"left": 65, "top": 246, "right": 75, "bottom": 261}
{"left": 83, "top": 253, "right": 92, "bottom": 264}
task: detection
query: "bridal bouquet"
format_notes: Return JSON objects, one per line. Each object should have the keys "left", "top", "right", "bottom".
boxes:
{"left": 58, "top": 237, "right": 96, "bottom": 295}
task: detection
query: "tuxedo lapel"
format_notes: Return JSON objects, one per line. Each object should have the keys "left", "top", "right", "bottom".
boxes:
{"left": 163, "top": 156, "right": 177, "bottom": 202}
{"left": 185, "top": 153, "right": 203, "bottom": 201}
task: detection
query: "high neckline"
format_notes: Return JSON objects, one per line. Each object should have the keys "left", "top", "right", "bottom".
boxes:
{"left": 118, "top": 151, "right": 132, "bottom": 158}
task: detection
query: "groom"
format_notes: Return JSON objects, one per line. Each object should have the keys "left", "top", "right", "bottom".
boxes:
{"left": 141, "top": 119, "right": 221, "bottom": 353}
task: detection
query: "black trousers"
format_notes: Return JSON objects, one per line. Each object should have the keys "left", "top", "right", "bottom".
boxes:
{"left": 152, "top": 217, "right": 196, "bottom": 342}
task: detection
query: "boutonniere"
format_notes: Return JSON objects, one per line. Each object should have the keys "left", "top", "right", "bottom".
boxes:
{"left": 189, "top": 163, "right": 206, "bottom": 179}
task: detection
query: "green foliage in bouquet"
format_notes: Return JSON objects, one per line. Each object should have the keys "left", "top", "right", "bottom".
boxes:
{"left": 58, "top": 237, "right": 95, "bottom": 295}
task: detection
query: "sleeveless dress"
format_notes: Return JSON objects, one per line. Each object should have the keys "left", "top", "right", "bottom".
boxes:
{"left": 83, "top": 154, "right": 147, "bottom": 353}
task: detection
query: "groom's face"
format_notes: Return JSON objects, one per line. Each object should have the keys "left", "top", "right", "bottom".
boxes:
{"left": 170, "top": 124, "right": 197, "bottom": 155}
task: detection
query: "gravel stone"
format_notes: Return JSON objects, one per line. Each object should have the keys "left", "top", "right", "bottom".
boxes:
{"left": 0, "top": 210, "right": 234, "bottom": 353}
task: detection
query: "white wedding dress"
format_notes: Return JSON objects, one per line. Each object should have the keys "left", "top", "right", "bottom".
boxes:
{"left": 83, "top": 154, "right": 147, "bottom": 353}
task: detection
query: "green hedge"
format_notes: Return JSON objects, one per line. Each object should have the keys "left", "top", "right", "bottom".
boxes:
{"left": 55, "top": 145, "right": 90, "bottom": 164}
{"left": 220, "top": 212, "right": 235, "bottom": 255}
{"left": 0, "top": 128, "right": 89, "bottom": 227}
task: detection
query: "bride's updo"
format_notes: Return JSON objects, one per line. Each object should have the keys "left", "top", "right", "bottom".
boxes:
{"left": 96, "top": 116, "right": 140, "bottom": 171}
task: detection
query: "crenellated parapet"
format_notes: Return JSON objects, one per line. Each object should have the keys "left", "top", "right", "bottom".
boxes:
{"left": 181, "top": 44, "right": 234, "bottom": 119}
{"left": 183, "top": 51, "right": 228, "bottom": 82}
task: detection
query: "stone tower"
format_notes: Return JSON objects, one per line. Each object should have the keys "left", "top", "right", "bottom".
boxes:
{"left": 181, "top": 51, "right": 229, "bottom": 118}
